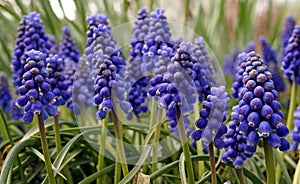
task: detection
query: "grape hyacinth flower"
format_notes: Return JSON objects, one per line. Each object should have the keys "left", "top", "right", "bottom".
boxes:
{"left": 46, "top": 54, "right": 71, "bottom": 106}
{"left": 281, "top": 15, "right": 296, "bottom": 50}
{"left": 141, "top": 8, "right": 174, "bottom": 73}
{"left": 63, "top": 58, "right": 77, "bottom": 111}
{"left": 0, "top": 72, "right": 12, "bottom": 113}
{"left": 16, "top": 50, "right": 57, "bottom": 123}
{"left": 281, "top": 25, "right": 300, "bottom": 84}
{"left": 85, "top": 14, "right": 111, "bottom": 47}
{"left": 127, "top": 8, "right": 150, "bottom": 118}
{"left": 260, "top": 36, "right": 286, "bottom": 92}
{"left": 231, "top": 52, "right": 249, "bottom": 98}
{"left": 10, "top": 99, "right": 23, "bottom": 121}
{"left": 11, "top": 12, "right": 52, "bottom": 89}
{"left": 223, "top": 49, "right": 239, "bottom": 77}
{"left": 59, "top": 27, "right": 80, "bottom": 64}
{"left": 239, "top": 51, "right": 289, "bottom": 154}
{"left": 291, "top": 105, "right": 300, "bottom": 151}
{"left": 172, "top": 42, "right": 210, "bottom": 103}
{"left": 192, "top": 37, "right": 216, "bottom": 85}
{"left": 190, "top": 86, "right": 229, "bottom": 149}
{"left": 47, "top": 35, "right": 59, "bottom": 55}
{"left": 72, "top": 57, "right": 94, "bottom": 114}
{"left": 222, "top": 105, "right": 249, "bottom": 168}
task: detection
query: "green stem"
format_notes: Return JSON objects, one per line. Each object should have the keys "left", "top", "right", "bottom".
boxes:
{"left": 112, "top": 109, "right": 129, "bottom": 179}
{"left": 176, "top": 106, "right": 195, "bottom": 184}
{"left": 97, "top": 113, "right": 109, "bottom": 184}
{"left": 54, "top": 114, "right": 72, "bottom": 183}
{"left": 184, "top": 0, "right": 190, "bottom": 27}
{"left": 263, "top": 138, "right": 276, "bottom": 184}
{"left": 208, "top": 143, "right": 217, "bottom": 184}
{"left": 37, "top": 113, "right": 55, "bottom": 184}
{"left": 293, "top": 159, "right": 300, "bottom": 184}
{"left": 194, "top": 101, "right": 205, "bottom": 179}
{"left": 287, "top": 81, "right": 298, "bottom": 130}
{"left": 152, "top": 108, "right": 163, "bottom": 184}
{"left": 149, "top": 99, "right": 158, "bottom": 129}
{"left": 237, "top": 168, "right": 246, "bottom": 184}
{"left": 148, "top": 0, "right": 154, "bottom": 12}
{"left": 114, "top": 158, "right": 121, "bottom": 184}
{"left": 275, "top": 152, "right": 284, "bottom": 183}
{"left": 0, "top": 109, "right": 26, "bottom": 184}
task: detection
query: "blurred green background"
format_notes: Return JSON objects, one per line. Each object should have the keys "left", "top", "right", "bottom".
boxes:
{"left": 1, "top": 0, "right": 300, "bottom": 75}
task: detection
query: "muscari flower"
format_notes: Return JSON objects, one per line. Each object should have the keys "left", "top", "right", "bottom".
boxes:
{"left": 192, "top": 37, "right": 216, "bottom": 85}
{"left": 16, "top": 50, "right": 57, "bottom": 123}
{"left": 86, "top": 14, "right": 110, "bottom": 47}
{"left": 149, "top": 42, "right": 208, "bottom": 129}
{"left": 281, "top": 25, "right": 300, "bottom": 84}
{"left": 46, "top": 54, "right": 71, "bottom": 106}
{"left": 190, "top": 86, "right": 229, "bottom": 150}
{"left": 127, "top": 8, "right": 150, "bottom": 118}
{"left": 59, "top": 27, "right": 80, "bottom": 64}
{"left": 231, "top": 52, "right": 249, "bottom": 98}
{"left": 11, "top": 12, "right": 52, "bottom": 89}
{"left": 291, "top": 105, "right": 300, "bottom": 151}
{"left": 0, "top": 72, "right": 12, "bottom": 113}
{"left": 259, "top": 36, "right": 286, "bottom": 92}
{"left": 281, "top": 15, "right": 296, "bottom": 50}
{"left": 10, "top": 99, "right": 23, "bottom": 121}
{"left": 221, "top": 105, "right": 249, "bottom": 168}
{"left": 141, "top": 8, "right": 174, "bottom": 73}
{"left": 223, "top": 41, "right": 255, "bottom": 78}
{"left": 238, "top": 51, "right": 290, "bottom": 156}
{"left": 47, "top": 35, "right": 59, "bottom": 55}
{"left": 223, "top": 49, "right": 239, "bottom": 77}
{"left": 72, "top": 57, "right": 94, "bottom": 114}
{"left": 63, "top": 57, "right": 77, "bottom": 111}
{"left": 85, "top": 15, "right": 132, "bottom": 120}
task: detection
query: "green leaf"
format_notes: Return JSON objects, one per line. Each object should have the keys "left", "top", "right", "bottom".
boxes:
{"left": 0, "top": 139, "right": 37, "bottom": 183}
{"left": 78, "top": 164, "right": 115, "bottom": 184}
{"left": 118, "top": 145, "right": 152, "bottom": 184}
{"left": 29, "top": 147, "right": 67, "bottom": 180}
{"left": 274, "top": 150, "right": 292, "bottom": 184}
{"left": 179, "top": 153, "right": 188, "bottom": 184}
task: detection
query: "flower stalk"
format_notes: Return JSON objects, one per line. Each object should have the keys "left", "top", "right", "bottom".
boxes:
{"left": 152, "top": 107, "right": 163, "bottom": 184}
{"left": 208, "top": 143, "right": 217, "bottom": 184}
{"left": 37, "top": 113, "right": 55, "bottom": 184}
{"left": 97, "top": 112, "right": 109, "bottom": 184}
{"left": 287, "top": 82, "right": 298, "bottom": 130}
{"left": 263, "top": 138, "right": 276, "bottom": 184}
{"left": 112, "top": 109, "right": 128, "bottom": 181}
{"left": 176, "top": 105, "right": 194, "bottom": 184}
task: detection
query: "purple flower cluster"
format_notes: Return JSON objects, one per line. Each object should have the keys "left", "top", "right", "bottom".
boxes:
{"left": 281, "top": 25, "right": 300, "bottom": 84}
{"left": 16, "top": 50, "right": 58, "bottom": 123}
{"left": 291, "top": 105, "right": 300, "bottom": 151}
{"left": 192, "top": 37, "right": 216, "bottom": 85}
{"left": 127, "top": 8, "right": 150, "bottom": 118}
{"left": 63, "top": 58, "right": 77, "bottom": 111}
{"left": 86, "top": 14, "right": 110, "bottom": 47}
{"left": 72, "top": 58, "right": 94, "bottom": 113}
{"left": 46, "top": 55, "right": 71, "bottom": 106}
{"left": 238, "top": 52, "right": 290, "bottom": 154}
{"left": 190, "top": 86, "right": 229, "bottom": 149}
{"left": 84, "top": 14, "right": 131, "bottom": 120}
{"left": 47, "top": 35, "right": 59, "bottom": 55}
{"left": 231, "top": 52, "right": 249, "bottom": 98}
{"left": 259, "top": 36, "right": 286, "bottom": 92}
{"left": 222, "top": 105, "right": 249, "bottom": 168}
{"left": 141, "top": 8, "right": 174, "bottom": 73}
{"left": 0, "top": 72, "right": 12, "bottom": 113}
{"left": 59, "top": 27, "right": 80, "bottom": 64}
{"left": 11, "top": 12, "right": 51, "bottom": 89}
{"left": 281, "top": 15, "right": 296, "bottom": 50}
{"left": 222, "top": 41, "right": 255, "bottom": 78}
